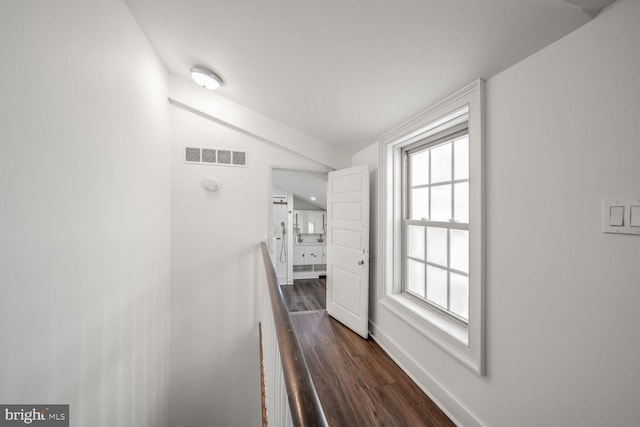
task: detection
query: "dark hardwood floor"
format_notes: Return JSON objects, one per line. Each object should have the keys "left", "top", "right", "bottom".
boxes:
{"left": 281, "top": 278, "right": 326, "bottom": 312}
{"left": 291, "top": 310, "right": 455, "bottom": 427}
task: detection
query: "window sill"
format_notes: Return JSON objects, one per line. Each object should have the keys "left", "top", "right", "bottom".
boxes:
{"left": 384, "top": 292, "right": 468, "bottom": 343}
{"left": 381, "top": 293, "right": 481, "bottom": 374}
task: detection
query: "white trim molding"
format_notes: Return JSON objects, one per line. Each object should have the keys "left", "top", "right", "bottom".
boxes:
{"left": 378, "top": 79, "right": 486, "bottom": 375}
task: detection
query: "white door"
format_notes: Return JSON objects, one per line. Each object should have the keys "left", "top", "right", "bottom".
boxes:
{"left": 326, "top": 165, "right": 370, "bottom": 338}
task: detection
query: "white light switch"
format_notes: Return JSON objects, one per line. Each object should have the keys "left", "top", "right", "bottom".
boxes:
{"left": 603, "top": 197, "right": 640, "bottom": 235}
{"left": 609, "top": 206, "right": 625, "bottom": 227}
{"left": 631, "top": 206, "right": 640, "bottom": 228}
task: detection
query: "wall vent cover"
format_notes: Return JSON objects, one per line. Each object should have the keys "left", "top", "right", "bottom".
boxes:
{"left": 232, "top": 151, "right": 247, "bottom": 166}
{"left": 217, "top": 150, "right": 231, "bottom": 164}
{"left": 184, "top": 147, "right": 248, "bottom": 167}
{"left": 202, "top": 148, "right": 217, "bottom": 164}
{"left": 185, "top": 147, "right": 201, "bottom": 163}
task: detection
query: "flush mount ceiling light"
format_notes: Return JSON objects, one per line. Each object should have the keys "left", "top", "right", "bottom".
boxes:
{"left": 310, "top": 196, "right": 316, "bottom": 201}
{"left": 190, "top": 66, "right": 223, "bottom": 90}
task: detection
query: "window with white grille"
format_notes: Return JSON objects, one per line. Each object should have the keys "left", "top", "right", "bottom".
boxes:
{"left": 380, "top": 80, "right": 485, "bottom": 375}
{"left": 403, "top": 129, "right": 469, "bottom": 322}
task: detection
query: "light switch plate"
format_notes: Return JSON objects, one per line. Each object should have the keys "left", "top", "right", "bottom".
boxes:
{"left": 603, "top": 196, "right": 640, "bottom": 235}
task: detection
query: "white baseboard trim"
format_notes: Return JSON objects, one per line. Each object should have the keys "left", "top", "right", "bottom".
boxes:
{"left": 369, "top": 320, "right": 484, "bottom": 427}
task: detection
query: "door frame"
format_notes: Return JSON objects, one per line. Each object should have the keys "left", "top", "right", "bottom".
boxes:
{"left": 268, "top": 166, "right": 333, "bottom": 285}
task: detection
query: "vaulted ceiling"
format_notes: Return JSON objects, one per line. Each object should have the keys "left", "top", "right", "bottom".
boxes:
{"left": 273, "top": 169, "right": 328, "bottom": 210}
{"left": 125, "top": 0, "right": 600, "bottom": 154}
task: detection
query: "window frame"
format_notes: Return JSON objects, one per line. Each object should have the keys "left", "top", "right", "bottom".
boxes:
{"left": 379, "top": 80, "right": 485, "bottom": 375}
{"left": 401, "top": 128, "right": 470, "bottom": 324}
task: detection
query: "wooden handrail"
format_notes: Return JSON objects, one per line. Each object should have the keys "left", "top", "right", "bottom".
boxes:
{"left": 259, "top": 242, "right": 329, "bottom": 427}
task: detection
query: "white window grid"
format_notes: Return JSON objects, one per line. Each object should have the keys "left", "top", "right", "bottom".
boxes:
{"left": 402, "top": 129, "right": 470, "bottom": 323}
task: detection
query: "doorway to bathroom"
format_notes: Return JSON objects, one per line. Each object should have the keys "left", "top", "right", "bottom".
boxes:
{"left": 270, "top": 168, "right": 329, "bottom": 312}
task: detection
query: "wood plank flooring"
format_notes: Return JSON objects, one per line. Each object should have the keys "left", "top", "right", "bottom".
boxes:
{"left": 281, "top": 278, "right": 326, "bottom": 312}
{"left": 291, "top": 311, "right": 455, "bottom": 427}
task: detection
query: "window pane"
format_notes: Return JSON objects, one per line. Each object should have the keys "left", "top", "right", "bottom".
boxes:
{"left": 426, "top": 265, "right": 447, "bottom": 308}
{"left": 410, "top": 150, "right": 429, "bottom": 186}
{"left": 450, "top": 273, "right": 469, "bottom": 320}
{"left": 450, "top": 229, "right": 469, "bottom": 273}
{"left": 426, "top": 227, "right": 447, "bottom": 267}
{"left": 454, "top": 182, "right": 469, "bottom": 223}
{"left": 430, "top": 184, "right": 451, "bottom": 221}
{"left": 410, "top": 187, "right": 429, "bottom": 220}
{"left": 454, "top": 136, "right": 469, "bottom": 180}
{"left": 406, "top": 259, "right": 425, "bottom": 298}
{"left": 430, "top": 142, "right": 452, "bottom": 183}
{"left": 407, "top": 225, "right": 425, "bottom": 260}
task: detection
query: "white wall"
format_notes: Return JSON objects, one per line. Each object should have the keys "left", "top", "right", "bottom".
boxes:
{"left": 0, "top": 1, "right": 170, "bottom": 426}
{"left": 169, "top": 75, "right": 351, "bottom": 170}
{"left": 356, "top": 0, "right": 640, "bottom": 425}
{"left": 169, "top": 101, "right": 337, "bottom": 426}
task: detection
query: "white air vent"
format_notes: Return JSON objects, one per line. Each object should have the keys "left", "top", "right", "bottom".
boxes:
{"left": 183, "top": 146, "right": 248, "bottom": 167}
{"left": 185, "top": 147, "right": 201, "bottom": 163}
{"left": 232, "top": 151, "right": 246, "bottom": 166}
{"left": 202, "top": 148, "right": 216, "bottom": 164}
{"left": 217, "top": 150, "right": 231, "bottom": 164}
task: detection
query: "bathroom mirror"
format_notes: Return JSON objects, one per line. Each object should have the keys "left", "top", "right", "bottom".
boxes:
{"left": 294, "top": 210, "right": 325, "bottom": 234}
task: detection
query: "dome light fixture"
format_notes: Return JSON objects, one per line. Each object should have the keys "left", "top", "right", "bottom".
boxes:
{"left": 190, "top": 66, "right": 223, "bottom": 90}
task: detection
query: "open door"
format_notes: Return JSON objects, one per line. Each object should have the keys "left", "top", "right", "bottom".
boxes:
{"left": 326, "top": 165, "right": 370, "bottom": 338}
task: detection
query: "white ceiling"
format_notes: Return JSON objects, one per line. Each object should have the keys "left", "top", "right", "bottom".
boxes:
{"left": 125, "top": 0, "right": 592, "bottom": 153}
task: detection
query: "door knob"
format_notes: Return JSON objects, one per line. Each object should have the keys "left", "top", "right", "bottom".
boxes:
{"left": 358, "top": 260, "right": 364, "bottom": 265}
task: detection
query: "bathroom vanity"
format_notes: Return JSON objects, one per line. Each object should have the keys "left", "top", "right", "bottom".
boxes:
{"left": 292, "top": 210, "right": 326, "bottom": 279}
